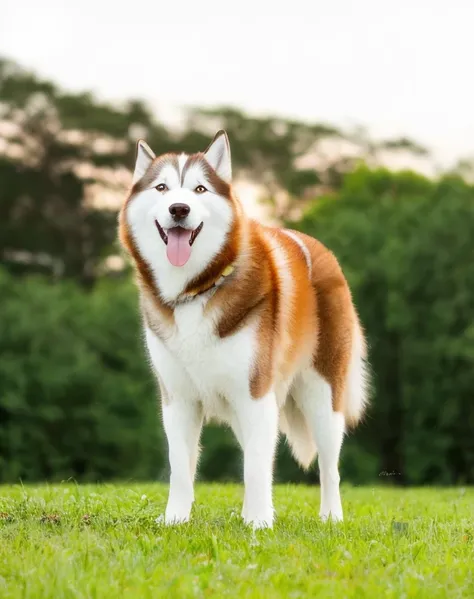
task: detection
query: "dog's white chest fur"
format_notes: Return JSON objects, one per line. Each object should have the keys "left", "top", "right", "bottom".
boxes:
{"left": 145, "top": 297, "right": 256, "bottom": 421}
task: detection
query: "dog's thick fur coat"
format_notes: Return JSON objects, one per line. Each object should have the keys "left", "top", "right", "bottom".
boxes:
{"left": 119, "top": 131, "right": 369, "bottom": 528}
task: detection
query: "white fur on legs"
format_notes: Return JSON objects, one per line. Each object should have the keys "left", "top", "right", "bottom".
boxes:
{"left": 228, "top": 417, "right": 248, "bottom": 520}
{"left": 162, "top": 398, "right": 203, "bottom": 524}
{"left": 231, "top": 392, "right": 279, "bottom": 529}
{"left": 316, "top": 410, "right": 345, "bottom": 522}
{"left": 292, "top": 370, "right": 345, "bottom": 522}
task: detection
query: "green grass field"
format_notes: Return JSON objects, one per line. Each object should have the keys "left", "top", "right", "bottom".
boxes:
{"left": 0, "top": 484, "right": 472, "bottom": 598}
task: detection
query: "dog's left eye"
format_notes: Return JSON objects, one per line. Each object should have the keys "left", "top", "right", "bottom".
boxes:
{"left": 195, "top": 185, "right": 207, "bottom": 194}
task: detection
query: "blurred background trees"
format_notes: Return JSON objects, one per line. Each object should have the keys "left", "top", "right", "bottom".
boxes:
{"left": 1, "top": 58, "right": 473, "bottom": 485}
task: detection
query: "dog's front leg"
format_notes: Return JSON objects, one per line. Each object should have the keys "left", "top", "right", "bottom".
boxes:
{"left": 232, "top": 391, "right": 279, "bottom": 529}
{"left": 162, "top": 397, "right": 203, "bottom": 524}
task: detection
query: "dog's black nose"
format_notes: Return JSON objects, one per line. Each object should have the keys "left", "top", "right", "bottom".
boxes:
{"left": 169, "top": 203, "right": 190, "bottom": 220}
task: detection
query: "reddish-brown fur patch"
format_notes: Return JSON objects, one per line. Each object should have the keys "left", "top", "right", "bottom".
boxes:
{"left": 289, "top": 231, "right": 356, "bottom": 412}
{"left": 273, "top": 230, "right": 318, "bottom": 382}
{"left": 206, "top": 222, "right": 281, "bottom": 398}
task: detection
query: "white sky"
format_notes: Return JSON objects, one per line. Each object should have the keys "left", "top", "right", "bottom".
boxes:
{"left": 2, "top": 0, "right": 474, "bottom": 166}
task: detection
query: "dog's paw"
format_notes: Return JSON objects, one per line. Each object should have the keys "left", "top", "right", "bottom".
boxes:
{"left": 164, "top": 503, "right": 192, "bottom": 525}
{"left": 319, "top": 508, "right": 344, "bottom": 523}
{"left": 155, "top": 513, "right": 190, "bottom": 526}
{"left": 242, "top": 511, "right": 274, "bottom": 530}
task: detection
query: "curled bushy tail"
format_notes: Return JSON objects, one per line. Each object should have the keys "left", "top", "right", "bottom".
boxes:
{"left": 343, "top": 320, "right": 370, "bottom": 428}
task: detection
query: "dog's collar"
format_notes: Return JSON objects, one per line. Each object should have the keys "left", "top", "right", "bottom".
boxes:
{"left": 177, "top": 263, "right": 235, "bottom": 303}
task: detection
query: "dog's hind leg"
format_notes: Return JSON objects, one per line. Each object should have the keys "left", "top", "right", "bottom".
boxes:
{"left": 292, "top": 369, "right": 345, "bottom": 521}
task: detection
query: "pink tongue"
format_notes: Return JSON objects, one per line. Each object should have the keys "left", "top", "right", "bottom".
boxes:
{"left": 166, "top": 227, "right": 193, "bottom": 267}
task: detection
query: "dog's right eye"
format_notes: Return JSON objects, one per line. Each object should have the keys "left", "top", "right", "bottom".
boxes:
{"left": 156, "top": 183, "right": 168, "bottom": 192}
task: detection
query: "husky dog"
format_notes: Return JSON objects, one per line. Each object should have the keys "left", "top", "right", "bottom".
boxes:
{"left": 119, "top": 131, "right": 369, "bottom": 528}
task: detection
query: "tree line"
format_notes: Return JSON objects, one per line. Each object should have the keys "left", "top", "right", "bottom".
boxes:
{"left": 1, "top": 58, "right": 473, "bottom": 484}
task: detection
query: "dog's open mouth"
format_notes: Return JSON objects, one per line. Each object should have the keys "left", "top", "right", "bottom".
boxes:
{"left": 155, "top": 220, "right": 203, "bottom": 267}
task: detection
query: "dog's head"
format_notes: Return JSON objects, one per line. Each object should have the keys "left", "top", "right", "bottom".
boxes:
{"left": 121, "top": 131, "right": 241, "bottom": 301}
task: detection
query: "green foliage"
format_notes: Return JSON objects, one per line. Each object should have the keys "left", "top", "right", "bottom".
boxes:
{"left": 0, "top": 270, "right": 164, "bottom": 483}
{"left": 294, "top": 167, "right": 474, "bottom": 484}
{"left": 0, "top": 484, "right": 473, "bottom": 598}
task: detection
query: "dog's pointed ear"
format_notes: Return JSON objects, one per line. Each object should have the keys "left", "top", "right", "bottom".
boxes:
{"left": 133, "top": 139, "right": 155, "bottom": 184}
{"left": 204, "top": 130, "right": 232, "bottom": 183}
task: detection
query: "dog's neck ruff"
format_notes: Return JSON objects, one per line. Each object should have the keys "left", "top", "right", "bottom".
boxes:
{"left": 176, "top": 263, "right": 236, "bottom": 304}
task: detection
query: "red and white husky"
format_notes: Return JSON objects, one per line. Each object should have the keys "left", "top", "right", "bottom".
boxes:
{"left": 119, "top": 131, "right": 369, "bottom": 528}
